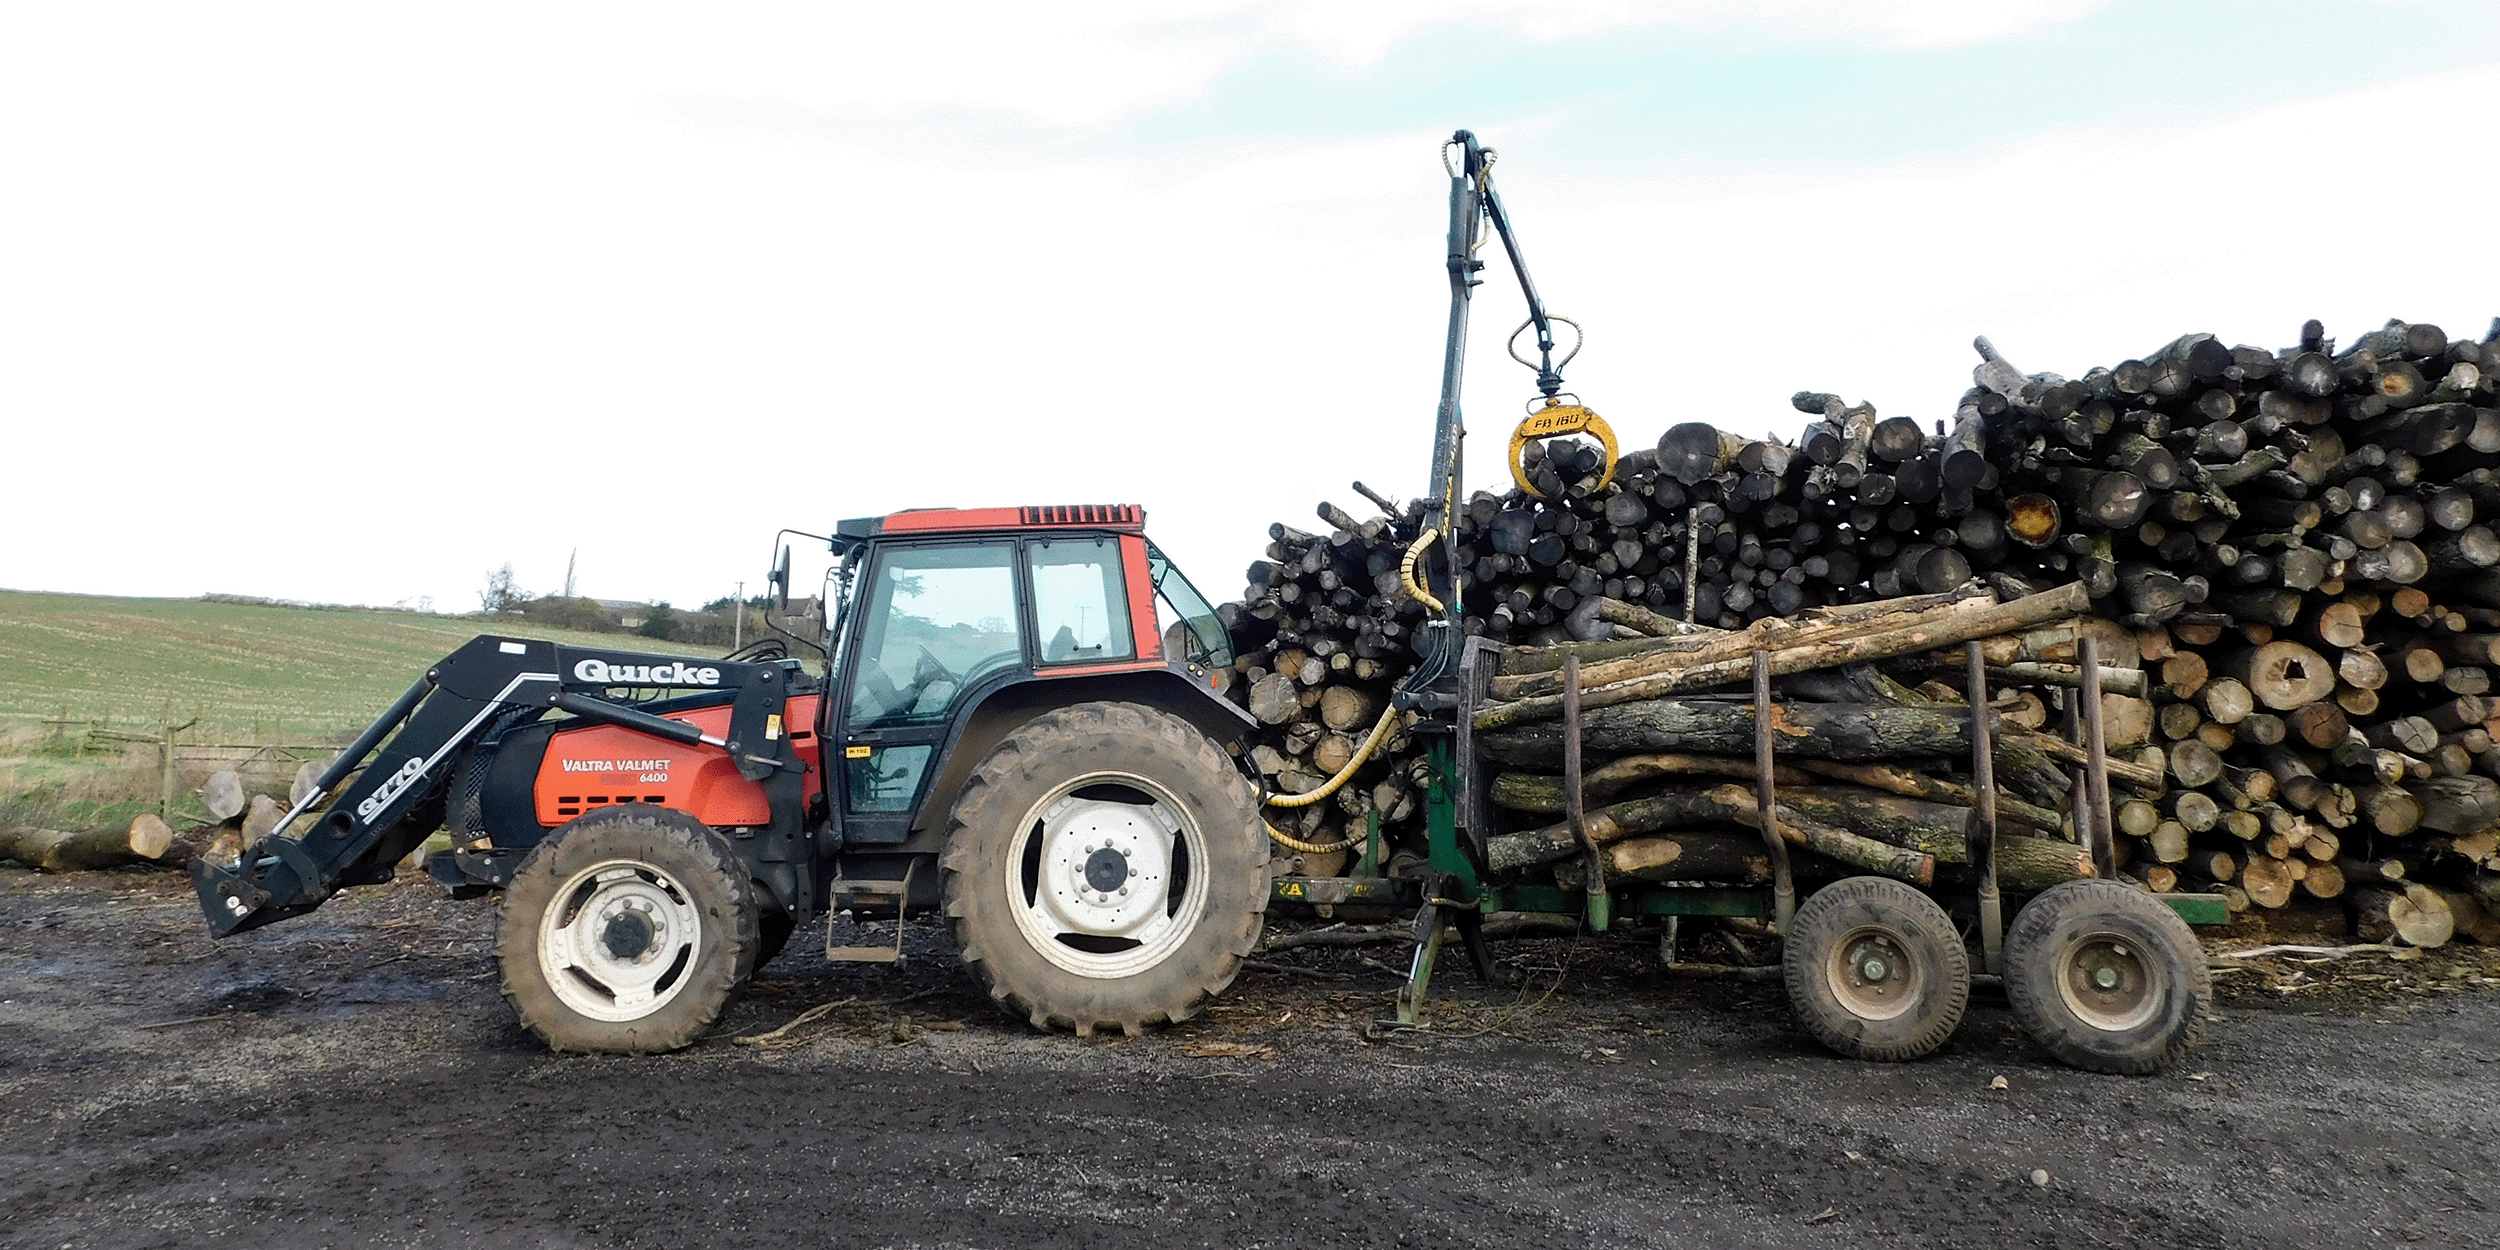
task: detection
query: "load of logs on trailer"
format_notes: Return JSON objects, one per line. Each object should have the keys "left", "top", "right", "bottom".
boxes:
{"left": 1221, "top": 318, "right": 2500, "bottom": 947}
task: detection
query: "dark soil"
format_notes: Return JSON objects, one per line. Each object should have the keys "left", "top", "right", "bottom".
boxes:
{"left": 3, "top": 867, "right": 2497, "bottom": 1250}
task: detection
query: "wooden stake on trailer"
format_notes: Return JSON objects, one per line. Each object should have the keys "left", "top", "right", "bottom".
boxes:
{"left": 1564, "top": 654, "right": 1608, "bottom": 930}
{"left": 2082, "top": 632, "right": 2117, "bottom": 881}
{"left": 1754, "top": 650, "right": 1796, "bottom": 930}
{"left": 1966, "top": 641, "right": 2004, "bottom": 974}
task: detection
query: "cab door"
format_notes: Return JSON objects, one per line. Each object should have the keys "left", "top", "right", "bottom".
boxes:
{"left": 830, "top": 540, "right": 1029, "bottom": 844}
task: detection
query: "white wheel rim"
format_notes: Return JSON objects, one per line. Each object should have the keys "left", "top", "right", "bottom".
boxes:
{"left": 1004, "top": 771, "right": 1209, "bottom": 979}
{"left": 1822, "top": 925, "right": 1924, "bottom": 1023}
{"left": 2055, "top": 930, "right": 2163, "bottom": 1033}
{"left": 537, "top": 859, "right": 704, "bottom": 1022}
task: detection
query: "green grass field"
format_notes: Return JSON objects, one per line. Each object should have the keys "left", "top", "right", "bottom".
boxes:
{"left": 0, "top": 590, "right": 711, "bottom": 742}
{"left": 0, "top": 590, "right": 740, "bottom": 832}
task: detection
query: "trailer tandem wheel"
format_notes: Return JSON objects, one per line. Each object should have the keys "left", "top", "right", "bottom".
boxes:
{"left": 2003, "top": 878, "right": 2211, "bottom": 1074}
{"left": 496, "top": 805, "right": 758, "bottom": 1054}
{"left": 1781, "top": 876, "right": 1971, "bottom": 1062}
{"left": 941, "top": 702, "right": 1266, "bottom": 1036}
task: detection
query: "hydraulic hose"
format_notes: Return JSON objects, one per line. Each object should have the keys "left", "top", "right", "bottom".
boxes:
{"left": 1267, "top": 518, "right": 1447, "bottom": 853}
{"left": 1398, "top": 527, "right": 1446, "bottom": 613}
{"left": 1261, "top": 700, "right": 1411, "bottom": 853}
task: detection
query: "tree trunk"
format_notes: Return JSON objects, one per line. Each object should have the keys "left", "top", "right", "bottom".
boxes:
{"left": 2225, "top": 641, "right": 2336, "bottom": 711}
{"left": 0, "top": 821, "right": 173, "bottom": 872}
{"left": 1603, "top": 834, "right": 1775, "bottom": 884}
{"left": 1317, "top": 685, "right": 1382, "bottom": 732}
{"left": 1479, "top": 701, "right": 1979, "bottom": 766}
{"left": 2351, "top": 884, "right": 2455, "bottom": 947}
{"left": 2411, "top": 775, "right": 2500, "bottom": 834}
{"left": 197, "top": 770, "right": 247, "bottom": 822}
{"left": 1480, "top": 583, "right": 2091, "bottom": 723}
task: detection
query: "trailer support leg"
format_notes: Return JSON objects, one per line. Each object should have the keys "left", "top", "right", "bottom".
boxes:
{"left": 1394, "top": 873, "right": 1452, "bottom": 1026}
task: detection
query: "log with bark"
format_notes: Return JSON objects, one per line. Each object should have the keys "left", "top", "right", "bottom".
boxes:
{"left": 0, "top": 814, "right": 181, "bottom": 873}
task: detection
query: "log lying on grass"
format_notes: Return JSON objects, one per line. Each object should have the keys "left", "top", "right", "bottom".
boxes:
{"left": 0, "top": 813, "right": 182, "bottom": 873}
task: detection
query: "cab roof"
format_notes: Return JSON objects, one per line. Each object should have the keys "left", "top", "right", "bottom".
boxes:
{"left": 833, "top": 504, "right": 1147, "bottom": 544}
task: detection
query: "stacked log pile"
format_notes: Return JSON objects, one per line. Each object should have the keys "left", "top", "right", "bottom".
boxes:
{"left": 1222, "top": 317, "right": 2500, "bottom": 944}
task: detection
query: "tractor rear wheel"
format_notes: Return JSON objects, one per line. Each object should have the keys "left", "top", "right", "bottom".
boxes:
{"left": 753, "top": 905, "right": 796, "bottom": 973}
{"left": 497, "top": 805, "right": 756, "bottom": 1054}
{"left": 2003, "top": 878, "right": 2210, "bottom": 1074}
{"left": 941, "top": 702, "right": 1266, "bottom": 1035}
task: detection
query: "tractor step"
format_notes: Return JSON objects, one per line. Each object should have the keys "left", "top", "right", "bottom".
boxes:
{"left": 823, "top": 944, "right": 902, "bottom": 964}
{"left": 822, "top": 862, "right": 916, "bottom": 964}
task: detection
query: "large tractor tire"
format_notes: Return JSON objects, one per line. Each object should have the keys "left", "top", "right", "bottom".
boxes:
{"left": 753, "top": 906, "right": 797, "bottom": 973}
{"left": 1781, "top": 875, "right": 1971, "bottom": 1062}
{"left": 941, "top": 702, "right": 1266, "bottom": 1036}
{"left": 497, "top": 805, "right": 757, "bottom": 1054}
{"left": 2003, "top": 878, "right": 2210, "bottom": 1074}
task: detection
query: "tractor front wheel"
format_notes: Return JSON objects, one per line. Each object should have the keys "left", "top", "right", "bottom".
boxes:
{"left": 941, "top": 702, "right": 1266, "bottom": 1036}
{"left": 497, "top": 806, "right": 756, "bottom": 1054}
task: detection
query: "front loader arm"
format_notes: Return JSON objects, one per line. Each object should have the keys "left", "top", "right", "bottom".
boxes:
{"left": 194, "top": 636, "right": 802, "bottom": 937}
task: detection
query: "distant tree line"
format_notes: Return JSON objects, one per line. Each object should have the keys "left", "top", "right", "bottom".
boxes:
{"left": 480, "top": 563, "right": 779, "bottom": 650}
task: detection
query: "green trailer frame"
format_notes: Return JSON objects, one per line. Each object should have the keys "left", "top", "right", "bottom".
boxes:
{"left": 1267, "top": 634, "right": 2226, "bottom": 1025}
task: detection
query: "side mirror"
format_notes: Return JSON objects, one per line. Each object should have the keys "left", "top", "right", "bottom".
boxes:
{"left": 769, "top": 545, "right": 792, "bottom": 610}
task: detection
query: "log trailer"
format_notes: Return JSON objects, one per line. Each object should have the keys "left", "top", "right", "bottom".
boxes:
{"left": 1258, "top": 131, "right": 2219, "bottom": 1074}
{"left": 192, "top": 129, "right": 2216, "bottom": 1070}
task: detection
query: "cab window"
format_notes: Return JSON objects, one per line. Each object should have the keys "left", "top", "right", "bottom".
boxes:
{"left": 1028, "top": 537, "right": 1134, "bottom": 665}
{"left": 1147, "top": 542, "right": 1233, "bottom": 670}
{"left": 846, "top": 543, "right": 1024, "bottom": 726}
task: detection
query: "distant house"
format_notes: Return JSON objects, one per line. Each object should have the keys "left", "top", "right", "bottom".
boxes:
{"left": 594, "top": 598, "right": 650, "bottom": 628}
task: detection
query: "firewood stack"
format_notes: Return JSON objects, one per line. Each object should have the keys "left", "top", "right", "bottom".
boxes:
{"left": 1221, "top": 318, "right": 2500, "bottom": 945}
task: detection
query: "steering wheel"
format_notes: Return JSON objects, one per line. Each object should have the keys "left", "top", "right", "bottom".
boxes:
{"left": 910, "top": 645, "right": 961, "bottom": 702}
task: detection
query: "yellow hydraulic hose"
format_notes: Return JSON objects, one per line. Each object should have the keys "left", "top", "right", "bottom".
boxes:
{"left": 1263, "top": 821, "right": 1364, "bottom": 855}
{"left": 1398, "top": 527, "right": 1445, "bottom": 613}
{"left": 1264, "top": 520, "right": 1443, "bottom": 853}
{"left": 1261, "top": 700, "right": 1411, "bottom": 852}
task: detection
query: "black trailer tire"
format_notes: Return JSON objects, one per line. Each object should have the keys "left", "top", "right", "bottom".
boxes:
{"left": 941, "top": 702, "right": 1266, "bottom": 1036}
{"left": 1782, "top": 876, "right": 1970, "bottom": 1062}
{"left": 2003, "top": 878, "right": 2210, "bottom": 1075}
{"left": 497, "top": 806, "right": 757, "bottom": 1054}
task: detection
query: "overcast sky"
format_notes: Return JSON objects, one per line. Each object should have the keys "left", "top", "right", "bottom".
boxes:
{"left": 6, "top": 1, "right": 2496, "bottom": 615}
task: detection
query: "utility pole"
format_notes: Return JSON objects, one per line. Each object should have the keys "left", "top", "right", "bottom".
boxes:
{"left": 733, "top": 580, "right": 744, "bottom": 651}
{"left": 563, "top": 548, "right": 578, "bottom": 600}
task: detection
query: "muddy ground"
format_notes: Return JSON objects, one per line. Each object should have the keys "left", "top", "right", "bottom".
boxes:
{"left": 3, "top": 868, "right": 2497, "bottom": 1250}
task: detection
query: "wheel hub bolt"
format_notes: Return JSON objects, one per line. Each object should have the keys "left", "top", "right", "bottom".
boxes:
{"left": 603, "top": 910, "right": 656, "bottom": 960}
{"left": 1083, "top": 846, "right": 1131, "bottom": 893}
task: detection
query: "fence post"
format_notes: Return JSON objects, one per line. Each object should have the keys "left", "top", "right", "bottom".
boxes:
{"left": 160, "top": 710, "right": 177, "bottom": 821}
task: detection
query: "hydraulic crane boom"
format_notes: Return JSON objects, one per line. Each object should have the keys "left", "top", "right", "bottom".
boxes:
{"left": 1405, "top": 129, "right": 1611, "bottom": 710}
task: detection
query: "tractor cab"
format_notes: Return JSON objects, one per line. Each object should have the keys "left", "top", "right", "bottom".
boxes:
{"left": 788, "top": 506, "right": 1245, "bottom": 852}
